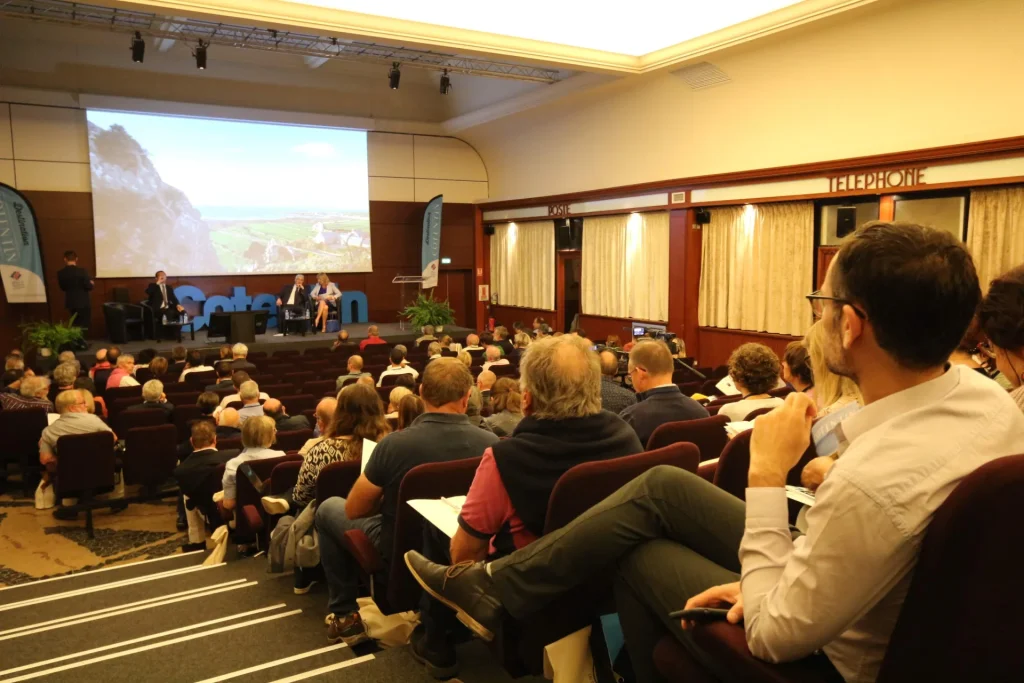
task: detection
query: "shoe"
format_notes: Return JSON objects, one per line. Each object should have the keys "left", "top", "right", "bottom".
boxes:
{"left": 52, "top": 506, "right": 78, "bottom": 521}
{"left": 325, "top": 611, "right": 369, "bottom": 646}
{"left": 410, "top": 624, "right": 460, "bottom": 679}
{"left": 176, "top": 518, "right": 188, "bottom": 531}
{"left": 61, "top": 497, "right": 79, "bottom": 507}
{"left": 293, "top": 567, "right": 317, "bottom": 595}
{"left": 182, "top": 541, "right": 207, "bottom": 553}
{"left": 261, "top": 496, "right": 290, "bottom": 515}
{"left": 404, "top": 552, "right": 504, "bottom": 642}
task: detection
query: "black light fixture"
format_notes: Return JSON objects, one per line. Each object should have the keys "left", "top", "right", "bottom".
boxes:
{"left": 439, "top": 69, "right": 451, "bottom": 95}
{"left": 388, "top": 62, "right": 401, "bottom": 89}
{"left": 130, "top": 31, "right": 145, "bottom": 63}
{"left": 194, "top": 41, "right": 208, "bottom": 70}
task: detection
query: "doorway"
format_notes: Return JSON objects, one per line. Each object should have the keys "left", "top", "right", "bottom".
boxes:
{"left": 558, "top": 251, "right": 581, "bottom": 333}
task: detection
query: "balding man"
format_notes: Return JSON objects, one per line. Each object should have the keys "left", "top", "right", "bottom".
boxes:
{"left": 481, "top": 346, "right": 509, "bottom": 372}
{"left": 124, "top": 379, "right": 174, "bottom": 418}
{"left": 173, "top": 420, "right": 242, "bottom": 552}
{"left": 464, "top": 333, "right": 483, "bottom": 351}
{"left": 263, "top": 397, "right": 310, "bottom": 432}
{"left": 316, "top": 358, "right": 499, "bottom": 648}
{"left": 599, "top": 350, "right": 637, "bottom": 413}
{"left": 359, "top": 325, "right": 387, "bottom": 352}
{"left": 620, "top": 340, "right": 708, "bottom": 447}
{"left": 301, "top": 397, "right": 338, "bottom": 454}
{"left": 217, "top": 407, "right": 242, "bottom": 439}
{"left": 476, "top": 370, "right": 496, "bottom": 407}
{"left": 336, "top": 355, "right": 371, "bottom": 390}
{"left": 410, "top": 335, "right": 643, "bottom": 676}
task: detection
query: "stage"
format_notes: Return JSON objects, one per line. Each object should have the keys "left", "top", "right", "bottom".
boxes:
{"left": 72, "top": 322, "right": 474, "bottom": 362}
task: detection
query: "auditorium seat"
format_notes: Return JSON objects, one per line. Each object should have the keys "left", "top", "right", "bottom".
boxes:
{"left": 272, "top": 349, "right": 300, "bottom": 358}
{"left": 123, "top": 424, "right": 178, "bottom": 492}
{"left": 304, "top": 347, "right": 330, "bottom": 356}
{"left": 173, "top": 405, "right": 208, "bottom": 442}
{"left": 678, "top": 381, "right": 702, "bottom": 396}
{"left": 55, "top": 431, "right": 117, "bottom": 539}
{"left": 769, "top": 386, "right": 794, "bottom": 399}
{"left": 283, "top": 371, "right": 315, "bottom": 386}
{"left": 116, "top": 408, "right": 169, "bottom": 435}
{"left": 491, "top": 365, "right": 517, "bottom": 378}
{"left": 165, "top": 390, "right": 200, "bottom": 406}
{"left": 301, "top": 408, "right": 316, "bottom": 425}
{"left": 742, "top": 406, "right": 776, "bottom": 421}
{"left": 248, "top": 351, "right": 268, "bottom": 359}
{"left": 0, "top": 408, "right": 48, "bottom": 496}
{"left": 275, "top": 428, "right": 313, "bottom": 452}
{"left": 379, "top": 374, "right": 403, "bottom": 387}
{"left": 277, "top": 394, "right": 317, "bottom": 415}
{"left": 186, "top": 370, "right": 217, "bottom": 388}
{"left": 233, "top": 453, "right": 302, "bottom": 546}
{"left": 108, "top": 396, "right": 142, "bottom": 428}
{"left": 135, "top": 367, "right": 154, "bottom": 383}
{"left": 300, "top": 360, "right": 329, "bottom": 373}
{"left": 261, "top": 383, "right": 296, "bottom": 397}
{"left": 645, "top": 414, "right": 730, "bottom": 460}
{"left": 105, "top": 385, "right": 143, "bottom": 402}
{"left": 315, "top": 459, "right": 361, "bottom": 505}
{"left": 713, "top": 430, "right": 814, "bottom": 502}
{"left": 375, "top": 387, "right": 392, "bottom": 404}
{"left": 302, "top": 379, "right": 335, "bottom": 396}
{"left": 699, "top": 379, "right": 720, "bottom": 396}
{"left": 218, "top": 436, "right": 242, "bottom": 451}
{"left": 711, "top": 365, "right": 730, "bottom": 379}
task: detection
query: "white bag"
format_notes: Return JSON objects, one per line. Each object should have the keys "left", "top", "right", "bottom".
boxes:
{"left": 543, "top": 626, "right": 599, "bottom": 683}
{"left": 357, "top": 597, "right": 419, "bottom": 648}
{"left": 34, "top": 480, "right": 55, "bottom": 510}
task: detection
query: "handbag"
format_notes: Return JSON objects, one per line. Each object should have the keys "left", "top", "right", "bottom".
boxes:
{"left": 34, "top": 480, "right": 56, "bottom": 510}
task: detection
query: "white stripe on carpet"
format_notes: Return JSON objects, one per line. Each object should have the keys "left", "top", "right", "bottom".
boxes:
{"left": 0, "top": 551, "right": 205, "bottom": 593}
{"left": 193, "top": 643, "right": 349, "bottom": 683}
{"left": 265, "top": 655, "right": 376, "bottom": 683}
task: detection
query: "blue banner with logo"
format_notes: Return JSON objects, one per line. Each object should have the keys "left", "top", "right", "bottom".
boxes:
{"left": 421, "top": 194, "right": 443, "bottom": 289}
{"left": 0, "top": 183, "right": 47, "bottom": 304}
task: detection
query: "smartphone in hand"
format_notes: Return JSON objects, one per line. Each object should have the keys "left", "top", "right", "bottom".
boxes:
{"left": 668, "top": 607, "right": 732, "bottom": 622}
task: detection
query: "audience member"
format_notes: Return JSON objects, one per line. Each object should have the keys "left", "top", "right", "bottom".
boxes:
{"left": 335, "top": 355, "right": 371, "bottom": 390}
{"left": 598, "top": 349, "right": 636, "bottom": 413}
{"left": 782, "top": 340, "right": 814, "bottom": 396}
{"left": 4, "top": 353, "right": 24, "bottom": 372}
{"left": 217, "top": 407, "right": 242, "bottom": 438}
{"left": 359, "top": 325, "right": 387, "bottom": 351}
{"left": 483, "top": 377, "right": 523, "bottom": 437}
{"left": 481, "top": 346, "right": 509, "bottom": 372}
{"left": 464, "top": 333, "right": 483, "bottom": 351}
{"left": 89, "top": 348, "right": 111, "bottom": 379}
{"left": 105, "top": 346, "right": 121, "bottom": 368}
{"left": 416, "top": 325, "right": 438, "bottom": 345}
{"left": 171, "top": 345, "right": 188, "bottom": 368}
{"left": 356, "top": 375, "right": 375, "bottom": 388}
{"left": 332, "top": 329, "right": 357, "bottom": 351}
{"left": 52, "top": 362, "right": 78, "bottom": 394}
{"left": 73, "top": 376, "right": 106, "bottom": 418}
{"left": 230, "top": 343, "right": 257, "bottom": 372}
{"left": 174, "top": 420, "right": 240, "bottom": 552}
{"left": 221, "top": 416, "right": 285, "bottom": 511}
{"left": 466, "top": 387, "right": 494, "bottom": 432}
{"left": 393, "top": 344, "right": 410, "bottom": 364}
{"left": 377, "top": 347, "right": 419, "bottom": 386}
{"left": 536, "top": 324, "right": 553, "bottom": 338}
{"left": 301, "top": 397, "right": 337, "bottom": 454}
{"left": 135, "top": 348, "right": 157, "bottom": 369}
{"left": 620, "top": 341, "right": 708, "bottom": 444}
{"left": 493, "top": 326, "right": 514, "bottom": 356}
{"left": 717, "top": 343, "right": 785, "bottom": 421}
{"left": 513, "top": 332, "right": 531, "bottom": 351}
{"left": 197, "top": 391, "right": 220, "bottom": 417}
{"left": 207, "top": 361, "right": 234, "bottom": 391}
{"left": 107, "top": 354, "right": 140, "bottom": 389}
{"left": 386, "top": 386, "right": 412, "bottom": 418}
{"left": 396, "top": 394, "right": 424, "bottom": 430}
{"left": 237, "top": 381, "right": 265, "bottom": 424}
{"left": 978, "top": 264, "right": 1024, "bottom": 411}
{"left": 263, "top": 398, "right": 310, "bottom": 431}
{"left": 407, "top": 222, "right": 1024, "bottom": 683}
{"left": 393, "top": 373, "right": 416, "bottom": 390}
{"left": 148, "top": 356, "right": 169, "bottom": 379}
{"left": 0, "top": 375, "right": 53, "bottom": 412}
{"left": 315, "top": 358, "right": 498, "bottom": 646}
{"left": 1, "top": 368, "right": 24, "bottom": 394}
{"left": 438, "top": 335, "right": 455, "bottom": 352}
{"left": 176, "top": 392, "right": 220, "bottom": 459}
{"left": 125, "top": 379, "right": 174, "bottom": 418}
{"left": 604, "top": 334, "right": 622, "bottom": 350}
{"left": 218, "top": 371, "right": 269, "bottom": 409}
{"left": 805, "top": 321, "right": 862, "bottom": 416}
{"left": 531, "top": 317, "right": 545, "bottom": 333}
{"left": 56, "top": 350, "right": 77, "bottom": 367}
{"left": 476, "top": 370, "right": 496, "bottom": 404}
{"left": 427, "top": 342, "right": 442, "bottom": 360}
{"left": 219, "top": 344, "right": 232, "bottom": 361}
{"left": 179, "top": 350, "right": 213, "bottom": 381}
{"left": 410, "top": 334, "right": 643, "bottom": 675}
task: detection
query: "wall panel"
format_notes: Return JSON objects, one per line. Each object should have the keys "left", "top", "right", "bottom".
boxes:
{"left": 10, "top": 104, "right": 89, "bottom": 163}
{"left": 696, "top": 327, "right": 799, "bottom": 368}
{"left": 0, "top": 104, "right": 12, "bottom": 160}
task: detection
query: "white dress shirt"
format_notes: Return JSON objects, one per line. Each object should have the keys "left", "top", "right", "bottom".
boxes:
{"left": 287, "top": 286, "right": 297, "bottom": 306}
{"left": 482, "top": 358, "right": 510, "bottom": 372}
{"left": 160, "top": 283, "right": 168, "bottom": 308}
{"left": 217, "top": 391, "right": 270, "bottom": 410}
{"left": 739, "top": 366, "right": 1024, "bottom": 682}
{"left": 222, "top": 447, "right": 286, "bottom": 500}
{"left": 377, "top": 364, "right": 419, "bottom": 387}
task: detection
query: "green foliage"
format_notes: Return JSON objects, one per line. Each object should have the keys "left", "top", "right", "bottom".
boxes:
{"left": 19, "top": 316, "right": 85, "bottom": 353}
{"left": 401, "top": 294, "right": 456, "bottom": 329}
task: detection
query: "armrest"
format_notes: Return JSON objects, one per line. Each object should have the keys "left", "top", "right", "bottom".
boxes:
{"left": 697, "top": 457, "right": 718, "bottom": 483}
{"left": 340, "top": 529, "right": 384, "bottom": 574}
{"left": 241, "top": 504, "right": 264, "bottom": 534}
{"left": 691, "top": 622, "right": 835, "bottom": 683}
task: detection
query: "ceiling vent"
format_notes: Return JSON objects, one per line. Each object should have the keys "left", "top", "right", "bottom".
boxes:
{"left": 671, "top": 62, "right": 730, "bottom": 90}
{"left": 670, "top": 191, "right": 687, "bottom": 204}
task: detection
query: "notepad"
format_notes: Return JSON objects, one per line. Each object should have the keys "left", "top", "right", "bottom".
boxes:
{"left": 811, "top": 402, "right": 860, "bottom": 457}
{"left": 724, "top": 421, "right": 754, "bottom": 439}
{"left": 361, "top": 438, "right": 377, "bottom": 474}
{"left": 407, "top": 496, "right": 467, "bottom": 538}
{"left": 786, "top": 485, "right": 816, "bottom": 507}
{"left": 715, "top": 376, "right": 741, "bottom": 396}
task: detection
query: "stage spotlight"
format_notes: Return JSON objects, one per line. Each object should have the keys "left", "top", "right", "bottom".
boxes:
{"left": 130, "top": 31, "right": 145, "bottom": 63}
{"left": 439, "top": 69, "right": 451, "bottom": 95}
{"left": 388, "top": 62, "right": 401, "bottom": 89}
{"left": 194, "top": 41, "right": 208, "bottom": 70}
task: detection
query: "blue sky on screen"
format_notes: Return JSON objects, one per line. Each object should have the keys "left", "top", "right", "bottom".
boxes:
{"left": 86, "top": 110, "right": 370, "bottom": 213}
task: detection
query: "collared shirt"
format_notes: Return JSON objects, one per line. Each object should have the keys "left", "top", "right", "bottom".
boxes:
{"left": 0, "top": 393, "right": 54, "bottom": 413}
{"left": 222, "top": 446, "right": 286, "bottom": 500}
{"left": 179, "top": 365, "right": 213, "bottom": 381}
{"left": 40, "top": 412, "right": 112, "bottom": 455}
{"left": 218, "top": 391, "right": 270, "bottom": 410}
{"left": 739, "top": 366, "right": 1024, "bottom": 682}
{"left": 600, "top": 375, "right": 637, "bottom": 415}
{"left": 287, "top": 285, "right": 297, "bottom": 306}
{"left": 618, "top": 384, "right": 707, "bottom": 446}
{"left": 160, "top": 283, "right": 168, "bottom": 307}
{"left": 237, "top": 403, "right": 265, "bottom": 424}
{"left": 377, "top": 365, "right": 419, "bottom": 387}
{"left": 482, "top": 359, "right": 510, "bottom": 372}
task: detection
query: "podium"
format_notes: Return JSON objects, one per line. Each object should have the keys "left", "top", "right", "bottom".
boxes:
{"left": 392, "top": 275, "right": 426, "bottom": 331}
{"left": 208, "top": 310, "right": 268, "bottom": 343}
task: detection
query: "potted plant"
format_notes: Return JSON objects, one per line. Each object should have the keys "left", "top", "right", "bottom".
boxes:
{"left": 400, "top": 294, "right": 456, "bottom": 332}
{"left": 19, "top": 316, "right": 86, "bottom": 357}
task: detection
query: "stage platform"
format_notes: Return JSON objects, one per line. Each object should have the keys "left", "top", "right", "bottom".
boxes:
{"left": 73, "top": 322, "right": 474, "bottom": 363}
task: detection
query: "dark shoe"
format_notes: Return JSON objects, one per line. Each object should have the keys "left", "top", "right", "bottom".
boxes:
{"left": 410, "top": 624, "right": 459, "bottom": 679}
{"left": 176, "top": 517, "right": 188, "bottom": 531}
{"left": 182, "top": 541, "right": 206, "bottom": 553}
{"left": 326, "top": 611, "right": 369, "bottom": 646}
{"left": 52, "top": 506, "right": 78, "bottom": 521}
{"left": 404, "top": 552, "right": 504, "bottom": 642}
{"left": 293, "top": 567, "right": 317, "bottom": 595}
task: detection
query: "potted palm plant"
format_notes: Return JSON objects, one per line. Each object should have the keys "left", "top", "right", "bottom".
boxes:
{"left": 400, "top": 294, "right": 456, "bottom": 333}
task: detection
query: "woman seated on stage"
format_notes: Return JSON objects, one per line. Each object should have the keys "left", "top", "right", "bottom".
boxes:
{"left": 310, "top": 272, "right": 342, "bottom": 334}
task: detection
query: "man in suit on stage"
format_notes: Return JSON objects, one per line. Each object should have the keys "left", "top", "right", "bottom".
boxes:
{"left": 277, "top": 274, "right": 311, "bottom": 331}
{"left": 57, "top": 251, "right": 93, "bottom": 330}
{"left": 146, "top": 271, "right": 185, "bottom": 321}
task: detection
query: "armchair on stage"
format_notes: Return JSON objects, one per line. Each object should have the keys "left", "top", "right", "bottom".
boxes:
{"left": 102, "top": 302, "right": 146, "bottom": 344}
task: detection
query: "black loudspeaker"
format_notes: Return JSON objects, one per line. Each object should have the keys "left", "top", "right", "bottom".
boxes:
{"left": 695, "top": 208, "right": 712, "bottom": 225}
{"left": 836, "top": 206, "right": 857, "bottom": 238}
{"left": 556, "top": 219, "right": 583, "bottom": 250}
{"left": 484, "top": 224, "right": 495, "bottom": 236}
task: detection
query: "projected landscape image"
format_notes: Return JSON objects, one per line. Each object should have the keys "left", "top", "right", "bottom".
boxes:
{"left": 87, "top": 110, "right": 371, "bottom": 277}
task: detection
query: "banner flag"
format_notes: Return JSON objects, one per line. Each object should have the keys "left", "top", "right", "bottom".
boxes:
{"left": 0, "top": 183, "right": 47, "bottom": 304}
{"left": 421, "top": 194, "right": 443, "bottom": 289}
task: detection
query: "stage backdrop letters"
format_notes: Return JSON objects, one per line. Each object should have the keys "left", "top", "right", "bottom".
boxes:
{"left": 173, "top": 285, "right": 368, "bottom": 331}
{"left": 0, "top": 184, "right": 47, "bottom": 304}
{"left": 421, "top": 194, "right": 443, "bottom": 289}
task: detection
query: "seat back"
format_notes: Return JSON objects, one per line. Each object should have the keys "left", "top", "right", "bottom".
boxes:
{"left": 261, "top": 383, "right": 296, "bottom": 398}
{"left": 645, "top": 414, "right": 730, "bottom": 460}
{"left": 0, "top": 408, "right": 49, "bottom": 465}
{"left": 275, "top": 428, "right": 313, "bottom": 452}
{"left": 272, "top": 349, "right": 300, "bottom": 358}
{"left": 123, "top": 424, "right": 179, "bottom": 488}
{"left": 491, "top": 364, "right": 517, "bottom": 378}
{"left": 187, "top": 370, "right": 217, "bottom": 388}
{"left": 302, "top": 379, "right": 336, "bottom": 396}
{"left": 714, "top": 430, "right": 814, "bottom": 501}
{"left": 105, "top": 385, "right": 143, "bottom": 402}
{"left": 234, "top": 453, "right": 302, "bottom": 543}
{"left": 55, "top": 431, "right": 115, "bottom": 497}
{"left": 742, "top": 406, "right": 775, "bottom": 421}
{"left": 116, "top": 407, "right": 169, "bottom": 434}
{"left": 173, "top": 404, "right": 206, "bottom": 442}
{"left": 164, "top": 390, "right": 200, "bottom": 406}
{"left": 277, "top": 394, "right": 318, "bottom": 415}
{"left": 543, "top": 444, "right": 700, "bottom": 534}
{"left": 316, "top": 460, "right": 361, "bottom": 505}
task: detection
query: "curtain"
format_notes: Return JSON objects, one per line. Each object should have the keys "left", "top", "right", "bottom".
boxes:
{"left": 967, "top": 186, "right": 1024, "bottom": 291}
{"left": 490, "top": 221, "right": 555, "bottom": 310}
{"left": 581, "top": 212, "right": 669, "bottom": 321}
{"left": 698, "top": 201, "right": 813, "bottom": 336}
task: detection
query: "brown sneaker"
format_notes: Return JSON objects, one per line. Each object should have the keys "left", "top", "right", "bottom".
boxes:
{"left": 326, "top": 611, "right": 369, "bottom": 646}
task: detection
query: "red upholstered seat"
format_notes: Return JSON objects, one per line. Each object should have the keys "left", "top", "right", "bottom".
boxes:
{"left": 713, "top": 430, "right": 814, "bottom": 502}
{"left": 645, "top": 414, "right": 730, "bottom": 460}
{"left": 123, "top": 424, "right": 178, "bottom": 489}
{"left": 275, "top": 428, "right": 313, "bottom": 452}
{"left": 116, "top": 407, "right": 169, "bottom": 434}
{"left": 234, "top": 453, "right": 302, "bottom": 546}
{"left": 315, "top": 460, "right": 361, "bottom": 505}
{"left": 55, "top": 431, "right": 117, "bottom": 538}
{"left": 302, "top": 379, "right": 336, "bottom": 396}
{"left": 0, "top": 408, "right": 49, "bottom": 496}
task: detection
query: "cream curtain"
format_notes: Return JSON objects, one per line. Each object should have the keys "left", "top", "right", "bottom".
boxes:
{"left": 698, "top": 202, "right": 814, "bottom": 336}
{"left": 490, "top": 221, "right": 555, "bottom": 310}
{"left": 581, "top": 212, "right": 669, "bottom": 321}
{"left": 967, "top": 186, "right": 1024, "bottom": 291}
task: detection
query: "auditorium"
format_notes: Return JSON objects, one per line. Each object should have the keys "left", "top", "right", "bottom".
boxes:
{"left": 2, "top": 0, "right": 1024, "bottom": 681}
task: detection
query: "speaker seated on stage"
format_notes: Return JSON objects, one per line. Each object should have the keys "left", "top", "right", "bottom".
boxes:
{"left": 145, "top": 270, "right": 185, "bottom": 324}
{"left": 276, "top": 273, "right": 311, "bottom": 321}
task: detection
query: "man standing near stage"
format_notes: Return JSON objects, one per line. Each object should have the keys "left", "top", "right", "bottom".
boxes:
{"left": 57, "top": 251, "right": 93, "bottom": 331}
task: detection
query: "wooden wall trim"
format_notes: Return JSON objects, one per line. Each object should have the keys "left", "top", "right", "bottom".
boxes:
{"left": 697, "top": 326, "right": 801, "bottom": 342}
{"left": 490, "top": 303, "right": 557, "bottom": 313}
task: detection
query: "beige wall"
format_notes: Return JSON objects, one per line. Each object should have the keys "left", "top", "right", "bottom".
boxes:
{"left": 0, "top": 90, "right": 487, "bottom": 200}
{"left": 463, "top": 0, "right": 1024, "bottom": 201}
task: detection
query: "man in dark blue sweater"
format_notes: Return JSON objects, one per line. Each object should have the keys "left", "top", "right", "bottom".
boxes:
{"left": 620, "top": 340, "right": 709, "bottom": 447}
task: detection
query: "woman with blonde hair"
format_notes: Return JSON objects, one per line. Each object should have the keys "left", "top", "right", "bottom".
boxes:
{"left": 457, "top": 350, "right": 473, "bottom": 368}
{"left": 484, "top": 377, "right": 524, "bottom": 436}
{"left": 310, "top": 272, "right": 341, "bottom": 334}
{"left": 804, "top": 320, "right": 862, "bottom": 416}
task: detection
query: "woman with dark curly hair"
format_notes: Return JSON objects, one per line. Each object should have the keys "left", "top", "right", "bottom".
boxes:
{"left": 718, "top": 342, "right": 785, "bottom": 421}
{"left": 977, "top": 265, "right": 1024, "bottom": 412}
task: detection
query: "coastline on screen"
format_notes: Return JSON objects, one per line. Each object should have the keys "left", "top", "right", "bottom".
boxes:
{"left": 86, "top": 109, "right": 372, "bottom": 278}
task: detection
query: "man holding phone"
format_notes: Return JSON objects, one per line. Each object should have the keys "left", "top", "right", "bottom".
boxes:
{"left": 405, "top": 223, "right": 1024, "bottom": 683}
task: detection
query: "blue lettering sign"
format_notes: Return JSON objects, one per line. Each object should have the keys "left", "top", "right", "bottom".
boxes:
{"left": 172, "top": 285, "right": 368, "bottom": 332}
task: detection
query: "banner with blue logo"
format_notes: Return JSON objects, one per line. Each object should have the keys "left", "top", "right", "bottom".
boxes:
{"left": 421, "top": 194, "right": 443, "bottom": 290}
{"left": 0, "top": 183, "right": 47, "bottom": 304}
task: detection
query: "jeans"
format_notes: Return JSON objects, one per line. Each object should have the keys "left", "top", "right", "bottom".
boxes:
{"left": 315, "top": 496, "right": 382, "bottom": 616}
{"left": 419, "top": 524, "right": 464, "bottom": 647}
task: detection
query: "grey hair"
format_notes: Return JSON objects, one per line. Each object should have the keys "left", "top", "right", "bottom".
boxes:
{"left": 53, "top": 362, "right": 79, "bottom": 387}
{"left": 485, "top": 345, "right": 501, "bottom": 361}
{"left": 423, "top": 325, "right": 434, "bottom": 335}
{"left": 58, "top": 350, "right": 77, "bottom": 363}
{"left": 239, "top": 380, "right": 260, "bottom": 401}
{"left": 466, "top": 386, "right": 483, "bottom": 417}
{"left": 142, "top": 379, "right": 163, "bottom": 402}
{"left": 20, "top": 375, "right": 50, "bottom": 398}
{"left": 232, "top": 343, "right": 248, "bottom": 358}
{"left": 294, "top": 273, "right": 305, "bottom": 282}
{"left": 519, "top": 335, "right": 601, "bottom": 420}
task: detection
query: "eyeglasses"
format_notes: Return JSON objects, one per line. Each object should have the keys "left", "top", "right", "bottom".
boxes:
{"left": 806, "top": 290, "right": 867, "bottom": 321}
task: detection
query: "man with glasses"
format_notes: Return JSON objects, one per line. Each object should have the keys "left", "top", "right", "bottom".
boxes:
{"left": 619, "top": 340, "right": 708, "bottom": 446}
{"left": 405, "top": 222, "right": 1024, "bottom": 683}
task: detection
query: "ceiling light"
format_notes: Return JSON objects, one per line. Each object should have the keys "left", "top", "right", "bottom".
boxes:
{"left": 439, "top": 69, "right": 451, "bottom": 95}
{"left": 130, "top": 31, "right": 145, "bottom": 63}
{"left": 194, "top": 41, "right": 208, "bottom": 70}
{"left": 388, "top": 62, "right": 401, "bottom": 89}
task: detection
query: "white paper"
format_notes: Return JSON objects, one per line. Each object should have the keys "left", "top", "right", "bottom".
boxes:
{"left": 725, "top": 421, "right": 754, "bottom": 439}
{"left": 407, "top": 496, "right": 467, "bottom": 538}
{"left": 715, "top": 375, "right": 740, "bottom": 396}
{"left": 786, "top": 485, "right": 816, "bottom": 507}
{"left": 361, "top": 438, "right": 377, "bottom": 474}
{"left": 811, "top": 402, "right": 860, "bottom": 457}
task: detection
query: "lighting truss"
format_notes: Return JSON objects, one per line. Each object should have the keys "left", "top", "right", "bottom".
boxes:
{"left": 0, "top": 0, "right": 565, "bottom": 83}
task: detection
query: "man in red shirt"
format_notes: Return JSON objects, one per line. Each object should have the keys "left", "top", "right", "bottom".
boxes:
{"left": 358, "top": 324, "right": 388, "bottom": 351}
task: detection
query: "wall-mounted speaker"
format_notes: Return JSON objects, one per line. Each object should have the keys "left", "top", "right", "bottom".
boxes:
{"left": 836, "top": 206, "right": 857, "bottom": 238}
{"left": 556, "top": 219, "right": 583, "bottom": 250}
{"left": 695, "top": 208, "right": 712, "bottom": 225}
{"left": 484, "top": 224, "right": 495, "bottom": 236}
